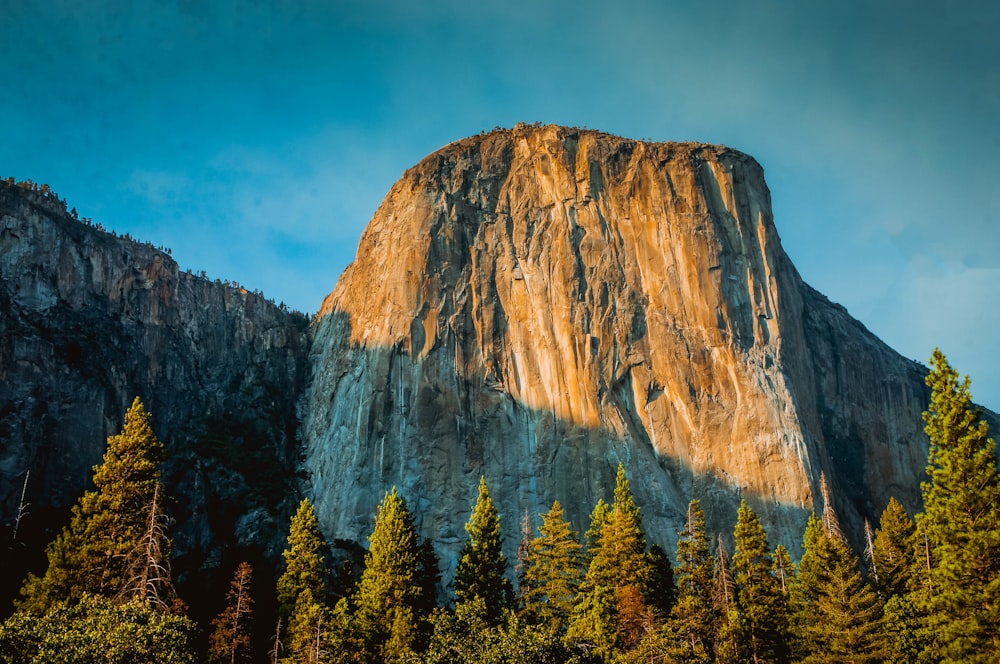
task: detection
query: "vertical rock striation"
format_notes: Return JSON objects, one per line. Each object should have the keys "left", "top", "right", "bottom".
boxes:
{"left": 0, "top": 181, "right": 310, "bottom": 567}
{"left": 303, "top": 125, "right": 934, "bottom": 574}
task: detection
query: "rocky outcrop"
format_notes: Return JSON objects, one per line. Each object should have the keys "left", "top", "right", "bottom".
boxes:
{"left": 0, "top": 181, "right": 310, "bottom": 572}
{"left": 303, "top": 124, "right": 937, "bottom": 576}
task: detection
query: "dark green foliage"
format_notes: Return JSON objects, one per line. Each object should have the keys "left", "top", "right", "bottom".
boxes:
{"left": 0, "top": 594, "right": 196, "bottom": 664}
{"left": 730, "top": 500, "right": 789, "bottom": 663}
{"left": 276, "top": 499, "right": 329, "bottom": 620}
{"left": 669, "top": 499, "right": 716, "bottom": 659}
{"left": 872, "top": 497, "right": 915, "bottom": 599}
{"left": 454, "top": 477, "right": 513, "bottom": 625}
{"left": 795, "top": 515, "right": 886, "bottom": 663}
{"left": 644, "top": 544, "right": 676, "bottom": 621}
{"left": 18, "top": 397, "right": 165, "bottom": 613}
{"left": 523, "top": 500, "right": 584, "bottom": 633}
{"left": 912, "top": 349, "right": 1000, "bottom": 662}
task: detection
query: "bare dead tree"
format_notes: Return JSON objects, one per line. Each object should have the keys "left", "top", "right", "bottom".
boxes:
{"left": 820, "top": 472, "right": 846, "bottom": 542}
{"left": 116, "top": 483, "right": 176, "bottom": 610}
{"left": 863, "top": 518, "right": 878, "bottom": 585}
{"left": 11, "top": 470, "right": 29, "bottom": 546}
{"left": 269, "top": 618, "right": 283, "bottom": 664}
{"left": 713, "top": 533, "right": 735, "bottom": 615}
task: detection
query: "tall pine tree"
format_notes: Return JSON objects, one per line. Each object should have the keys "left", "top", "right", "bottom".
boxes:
{"left": 353, "top": 487, "right": 425, "bottom": 663}
{"left": 523, "top": 500, "right": 584, "bottom": 633}
{"left": 668, "top": 499, "right": 715, "bottom": 662}
{"left": 276, "top": 499, "right": 329, "bottom": 620}
{"left": 19, "top": 397, "right": 165, "bottom": 612}
{"left": 275, "top": 498, "right": 331, "bottom": 663}
{"left": 795, "top": 513, "right": 886, "bottom": 663}
{"left": 913, "top": 349, "right": 1000, "bottom": 662}
{"left": 454, "top": 477, "right": 513, "bottom": 625}
{"left": 569, "top": 463, "right": 654, "bottom": 657}
{"left": 729, "top": 500, "right": 789, "bottom": 664}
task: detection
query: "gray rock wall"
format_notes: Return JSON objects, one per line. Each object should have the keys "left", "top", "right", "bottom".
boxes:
{"left": 302, "top": 125, "right": 941, "bottom": 578}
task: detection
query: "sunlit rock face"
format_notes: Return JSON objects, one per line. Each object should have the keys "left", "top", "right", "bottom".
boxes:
{"left": 303, "top": 124, "right": 932, "bottom": 573}
{"left": 0, "top": 182, "right": 310, "bottom": 562}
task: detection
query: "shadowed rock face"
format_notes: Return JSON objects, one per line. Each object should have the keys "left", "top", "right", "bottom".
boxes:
{"left": 303, "top": 124, "right": 935, "bottom": 574}
{"left": 0, "top": 182, "right": 310, "bottom": 569}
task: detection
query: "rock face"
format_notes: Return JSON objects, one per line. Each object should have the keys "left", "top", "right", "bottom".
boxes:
{"left": 303, "top": 124, "right": 935, "bottom": 575}
{"left": 0, "top": 181, "right": 310, "bottom": 569}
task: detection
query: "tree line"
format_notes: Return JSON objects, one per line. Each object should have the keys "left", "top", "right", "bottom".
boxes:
{"left": 1, "top": 349, "right": 997, "bottom": 663}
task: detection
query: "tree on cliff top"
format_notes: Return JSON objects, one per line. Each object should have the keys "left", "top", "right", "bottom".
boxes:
{"left": 913, "top": 349, "right": 1000, "bottom": 662}
{"left": 19, "top": 397, "right": 165, "bottom": 613}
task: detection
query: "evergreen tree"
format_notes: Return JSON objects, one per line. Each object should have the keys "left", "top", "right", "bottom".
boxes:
{"left": 454, "top": 477, "right": 513, "bottom": 625}
{"left": 285, "top": 588, "right": 329, "bottom": 664}
{"left": 713, "top": 535, "right": 740, "bottom": 663}
{"left": 772, "top": 545, "right": 795, "bottom": 596}
{"left": 275, "top": 499, "right": 331, "bottom": 663}
{"left": 276, "top": 499, "right": 329, "bottom": 621}
{"left": 668, "top": 499, "right": 715, "bottom": 661}
{"left": 19, "top": 397, "right": 164, "bottom": 612}
{"left": 208, "top": 562, "right": 254, "bottom": 664}
{"left": 730, "top": 500, "right": 789, "bottom": 663}
{"left": 353, "top": 487, "right": 425, "bottom": 662}
{"left": 912, "top": 349, "right": 1000, "bottom": 662}
{"left": 523, "top": 500, "right": 584, "bottom": 633}
{"left": 644, "top": 544, "right": 676, "bottom": 621}
{"left": 872, "top": 497, "right": 915, "bottom": 600}
{"left": 584, "top": 498, "right": 611, "bottom": 561}
{"left": 569, "top": 464, "right": 653, "bottom": 656}
{"left": 795, "top": 513, "right": 887, "bottom": 663}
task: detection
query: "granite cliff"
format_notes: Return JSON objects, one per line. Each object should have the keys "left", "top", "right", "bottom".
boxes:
{"left": 303, "top": 124, "right": 936, "bottom": 577}
{"left": 1, "top": 125, "right": 974, "bottom": 601}
{"left": 0, "top": 180, "right": 310, "bottom": 589}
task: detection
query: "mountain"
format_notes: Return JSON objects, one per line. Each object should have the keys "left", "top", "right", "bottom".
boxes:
{"left": 0, "top": 180, "right": 309, "bottom": 594}
{"left": 0, "top": 125, "right": 978, "bottom": 602}
{"left": 303, "top": 124, "right": 938, "bottom": 577}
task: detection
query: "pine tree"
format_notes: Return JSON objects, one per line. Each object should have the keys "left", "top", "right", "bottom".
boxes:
{"left": 208, "top": 562, "right": 254, "bottom": 664}
{"left": 523, "top": 500, "right": 584, "bottom": 633}
{"left": 795, "top": 513, "right": 887, "bottom": 663}
{"left": 668, "top": 499, "right": 715, "bottom": 661}
{"left": 285, "top": 588, "right": 329, "bottom": 664}
{"left": 276, "top": 499, "right": 329, "bottom": 621}
{"left": 772, "top": 545, "right": 795, "bottom": 596}
{"left": 730, "top": 500, "right": 789, "bottom": 663}
{"left": 872, "top": 497, "right": 915, "bottom": 600}
{"left": 569, "top": 464, "right": 653, "bottom": 656}
{"left": 713, "top": 535, "right": 740, "bottom": 663}
{"left": 353, "top": 487, "right": 424, "bottom": 662}
{"left": 19, "top": 397, "right": 164, "bottom": 612}
{"left": 584, "top": 498, "right": 611, "bottom": 561}
{"left": 454, "top": 477, "right": 513, "bottom": 625}
{"left": 644, "top": 543, "right": 676, "bottom": 621}
{"left": 912, "top": 349, "right": 1000, "bottom": 662}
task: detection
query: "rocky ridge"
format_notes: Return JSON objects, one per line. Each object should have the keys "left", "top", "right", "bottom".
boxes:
{"left": 0, "top": 181, "right": 310, "bottom": 578}
{"left": 303, "top": 124, "right": 936, "bottom": 577}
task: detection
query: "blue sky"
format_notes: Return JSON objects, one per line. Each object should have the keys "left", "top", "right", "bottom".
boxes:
{"left": 3, "top": 1, "right": 998, "bottom": 409}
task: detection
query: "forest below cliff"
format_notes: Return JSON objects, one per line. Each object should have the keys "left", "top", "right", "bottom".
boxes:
{"left": 1, "top": 350, "right": 997, "bottom": 664}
